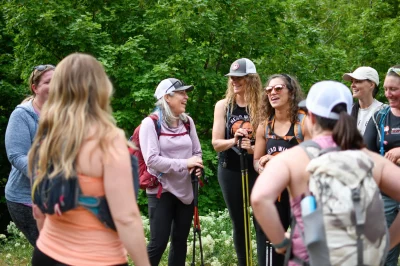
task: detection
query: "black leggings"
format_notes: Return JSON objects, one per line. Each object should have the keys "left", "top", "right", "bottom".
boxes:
{"left": 32, "top": 247, "right": 129, "bottom": 266}
{"left": 147, "top": 192, "right": 194, "bottom": 266}
{"left": 6, "top": 200, "right": 39, "bottom": 247}
{"left": 218, "top": 165, "right": 291, "bottom": 266}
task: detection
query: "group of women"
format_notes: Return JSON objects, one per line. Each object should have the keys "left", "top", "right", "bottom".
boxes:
{"left": 4, "top": 52, "right": 400, "bottom": 266}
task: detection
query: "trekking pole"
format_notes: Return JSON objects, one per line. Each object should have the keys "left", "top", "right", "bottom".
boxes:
{"left": 191, "top": 167, "right": 205, "bottom": 266}
{"left": 239, "top": 137, "right": 253, "bottom": 266}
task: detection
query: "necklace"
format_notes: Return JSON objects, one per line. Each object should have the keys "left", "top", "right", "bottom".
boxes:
{"left": 33, "top": 99, "right": 41, "bottom": 112}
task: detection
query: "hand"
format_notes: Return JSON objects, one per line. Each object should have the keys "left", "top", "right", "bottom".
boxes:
{"left": 189, "top": 167, "right": 203, "bottom": 177}
{"left": 259, "top": 154, "right": 273, "bottom": 167}
{"left": 385, "top": 147, "right": 400, "bottom": 163}
{"left": 234, "top": 128, "right": 250, "bottom": 143}
{"left": 275, "top": 246, "right": 287, "bottom": 255}
{"left": 187, "top": 156, "right": 203, "bottom": 170}
{"left": 237, "top": 137, "right": 252, "bottom": 150}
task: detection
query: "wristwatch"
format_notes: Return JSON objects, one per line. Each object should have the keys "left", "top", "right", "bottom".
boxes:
{"left": 271, "top": 237, "right": 290, "bottom": 249}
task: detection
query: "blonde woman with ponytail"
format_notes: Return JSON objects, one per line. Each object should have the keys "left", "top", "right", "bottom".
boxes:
{"left": 28, "top": 53, "right": 149, "bottom": 266}
{"left": 5, "top": 64, "right": 54, "bottom": 247}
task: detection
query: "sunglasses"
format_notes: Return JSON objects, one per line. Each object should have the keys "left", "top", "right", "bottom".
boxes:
{"left": 32, "top": 64, "right": 55, "bottom": 82}
{"left": 165, "top": 80, "right": 185, "bottom": 94}
{"left": 388, "top": 67, "right": 400, "bottom": 76}
{"left": 265, "top": 84, "right": 286, "bottom": 95}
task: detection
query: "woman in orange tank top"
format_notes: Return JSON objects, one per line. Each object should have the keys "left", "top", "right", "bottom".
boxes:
{"left": 28, "top": 53, "right": 150, "bottom": 266}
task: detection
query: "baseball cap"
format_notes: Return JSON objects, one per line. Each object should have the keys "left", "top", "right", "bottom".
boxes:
{"left": 154, "top": 78, "right": 194, "bottom": 100}
{"left": 342, "top": 66, "right": 379, "bottom": 86}
{"left": 298, "top": 81, "right": 352, "bottom": 120}
{"left": 225, "top": 58, "right": 257, "bottom": 77}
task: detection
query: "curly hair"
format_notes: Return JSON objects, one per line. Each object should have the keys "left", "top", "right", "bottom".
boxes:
{"left": 224, "top": 73, "right": 262, "bottom": 132}
{"left": 259, "top": 74, "right": 304, "bottom": 124}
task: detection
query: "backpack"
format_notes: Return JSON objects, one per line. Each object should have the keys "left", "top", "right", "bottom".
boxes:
{"left": 294, "top": 140, "right": 388, "bottom": 266}
{"left": 130, "top": 113, "right": 190, "bottom": 198}
{"left": 265, "top": 109, "right": 306, "bottom": 143}
{"left": 371, "top": 105, "right": 390, "bottom": 155}
{"left": 32, "top": 148, "right": 139, "bottom": 231}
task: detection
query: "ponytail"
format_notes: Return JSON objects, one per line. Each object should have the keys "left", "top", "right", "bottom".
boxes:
{"left": 332, "top": 111, "right": 364, "bottom": 150}
{"left": 316, "top": 103, "right": 364, "bottom": 150}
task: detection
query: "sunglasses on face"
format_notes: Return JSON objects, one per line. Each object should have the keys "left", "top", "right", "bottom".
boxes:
{"left": 32, "top": 64, "right": 55, "bottom": 82}
{"left": 265, "top": 84, "right": 286, "bottom": 95}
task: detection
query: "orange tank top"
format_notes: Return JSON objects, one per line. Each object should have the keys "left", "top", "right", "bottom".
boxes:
{"left": 36, "top": 174, "right": 127, "bottom": 266}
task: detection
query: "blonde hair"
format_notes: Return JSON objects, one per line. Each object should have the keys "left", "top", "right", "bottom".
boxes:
{"left": 28, "top": 53, "right": 117, "bottom": 191}
{"left": 21, "top": 64, "right": 55, "bottom": 103}
{"left": 225, "top": 73, "right": 262, "bottom": 132}
{"left": 155, "top": 92, "right": 188, "bottom": 127}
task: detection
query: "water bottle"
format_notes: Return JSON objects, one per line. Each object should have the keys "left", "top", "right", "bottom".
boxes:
{"left": 301, "top": 195, "right": 316, "bottom": 217}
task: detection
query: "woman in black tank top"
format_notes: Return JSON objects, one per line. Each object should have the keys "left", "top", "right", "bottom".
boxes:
{"left": 212, "top": 58, "right": 265, "bottom": 266}
{"left": 253, "top": 74, "right": 310, "bottom": 266}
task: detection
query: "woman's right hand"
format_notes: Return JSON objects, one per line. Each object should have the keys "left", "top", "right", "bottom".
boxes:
{"left": 187, "top": 156, "right": 203, "bottom": 169}
{"left": 258, "top": 154, "right": 274, "bottom": 173}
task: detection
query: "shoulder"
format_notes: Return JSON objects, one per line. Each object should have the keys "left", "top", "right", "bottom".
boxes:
{"left": 215, "top": 99, "right": 227, "bottom": 110}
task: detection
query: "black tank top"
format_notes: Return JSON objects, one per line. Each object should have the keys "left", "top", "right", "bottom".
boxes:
{"left": 222, "top": 104, "right": 254, "bottom": 171}
{"left": 266, "top": 123, "right": 299, "bottom": 156}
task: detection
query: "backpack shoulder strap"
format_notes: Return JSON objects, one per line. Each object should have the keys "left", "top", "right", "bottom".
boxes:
{"left": 265, "top": 114, "right": 275, "bottom": 139}
{"left": 372, "top": 106, "right": 390, "bottom": 155}
{"left": 294, "top": 109, "right": 307, "bottom": 143}
{"left": 149, "top": 114, "right": 161, "bottom": 138}
{"left": 299, "top": 140, "right": 322, "bottom": 159}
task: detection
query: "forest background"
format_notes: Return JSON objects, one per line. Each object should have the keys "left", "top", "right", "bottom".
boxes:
{"left": 1, "top": 0, "right": 400, "bottom": 235}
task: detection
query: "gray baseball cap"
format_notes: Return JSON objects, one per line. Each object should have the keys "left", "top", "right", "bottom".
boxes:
{"left": 225, "top": 58, "right": 257, "bottom": 77}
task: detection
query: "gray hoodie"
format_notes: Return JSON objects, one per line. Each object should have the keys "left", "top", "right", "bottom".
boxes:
{"left": 5, "top": 100, "right": 39, "bottom": 204}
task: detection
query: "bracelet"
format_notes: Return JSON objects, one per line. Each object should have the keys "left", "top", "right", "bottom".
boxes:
{"left": 271, "top": 237, "right": 290, "bottom": 249}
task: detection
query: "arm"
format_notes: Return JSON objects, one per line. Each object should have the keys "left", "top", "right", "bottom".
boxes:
{"left": 363, "top": 115, "right": 379, "bottom": 153}
{"left": 253, "top": 123, "right": 267, "bottom": 173}
{"left": 104, "top": 130, "right": 150, "bottom": 266}
{"left": 5, "top": 108, "right": 35, "bottom": 177}
{"left": 188, "top": 116, "right": 202, "bottom": 158}
{"left": 188, "top": 117, "right": 204, "bottom": 175}
{"left": 212, "top": 99, "right": 236, "bottom": 152}
{"left": 32, "top": 204, "right": 45, "bottom": 231}
{"left": 367, "top": 150, "right": 400, "bottom": 201}
{"left": 251, "top": 150, "right": 292, "bottom": 252}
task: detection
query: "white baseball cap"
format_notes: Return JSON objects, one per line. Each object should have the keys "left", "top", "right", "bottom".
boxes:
{"left": 298, "top": 81, "right": 352, "bottom": 120}
{"left": 342, "top": 66, "right": 379, "bottom": 86}
{"left": 225, "top": 58, "right": 257, "bottom": 77}
{"left": 154, "top": 78, "right": 194, "bottom": 100}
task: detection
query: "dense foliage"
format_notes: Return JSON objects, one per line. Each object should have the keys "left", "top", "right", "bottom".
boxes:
{"left": 1, "top": 0, "right": 400, "bottom": 219}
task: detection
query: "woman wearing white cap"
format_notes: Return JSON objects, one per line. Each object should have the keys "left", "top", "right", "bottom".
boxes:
{"left": 212, "top": 58, "right": 264, "bottom": 266}
{"left": 140, "top": 78, "right": 203, "bottom": 265}
{"left": 251, "top": 80, "right": 400, "bottom": 266}
{"left": 343, "top": 66, "right": 385, "bottom": 135}
{"left": 364, "top": 65, "right": 400, "bottom": 266}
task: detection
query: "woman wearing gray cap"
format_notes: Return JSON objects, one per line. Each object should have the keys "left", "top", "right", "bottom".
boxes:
{"left": 140, "top": 78, "right": 203, "bottom": 265}
{"left": 343, "top": 66, "right": 385, "bottom": 135}
{"left": 212, "top": 58, "right": 264, "bottom": 266}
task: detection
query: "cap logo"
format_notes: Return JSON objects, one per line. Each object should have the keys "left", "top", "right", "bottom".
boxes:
{"left": 232, "top": 62, "right": 240, "bottom": 70}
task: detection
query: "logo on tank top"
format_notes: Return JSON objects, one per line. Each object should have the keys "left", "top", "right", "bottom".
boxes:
{"left": 267, "top": 146, "right": 288, "bottom": 155}
{"left": 391, "top": 127, "right": 400, "bottom": 134}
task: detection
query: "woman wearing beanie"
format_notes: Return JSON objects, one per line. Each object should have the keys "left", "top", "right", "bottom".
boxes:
{"left": 342, "top": 66, "right": 385, "bottom": 135}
